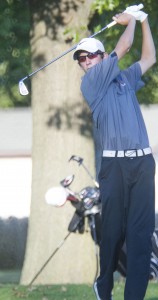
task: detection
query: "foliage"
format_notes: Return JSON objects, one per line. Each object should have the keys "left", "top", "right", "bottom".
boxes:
{"left": 0, "top": 0, "right": 31, "bottom": 107}
{"left": 92, "top": 0, "right": 120, "bottom": 14}
{"left": 0, "top": 282, "right": 157, "bottom": 299}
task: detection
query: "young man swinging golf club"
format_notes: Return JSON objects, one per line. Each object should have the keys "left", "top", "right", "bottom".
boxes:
{"left": 73, "top": 5, "right": 156, "bottom": 300}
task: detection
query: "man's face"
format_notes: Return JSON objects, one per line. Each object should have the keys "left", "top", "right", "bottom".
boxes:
{"left": 77, "top": 51, "right": 105, "bottom": 73}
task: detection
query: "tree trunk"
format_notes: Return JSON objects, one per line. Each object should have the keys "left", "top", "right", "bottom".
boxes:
{"left": 21, "top": 0, "right": 97, "bottom": 284}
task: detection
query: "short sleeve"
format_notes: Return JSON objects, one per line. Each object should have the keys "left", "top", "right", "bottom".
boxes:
{"left": 122, "top": 62, "right": 145, "bottom": 91}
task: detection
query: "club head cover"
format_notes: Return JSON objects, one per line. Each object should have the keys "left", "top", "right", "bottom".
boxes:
{"left": 45, "top": 186, "right": 68, "bottom": 207}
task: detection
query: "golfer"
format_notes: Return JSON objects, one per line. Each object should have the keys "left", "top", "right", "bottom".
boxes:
{"left": 73, "top": 8, "right": 156, "bottom": 300}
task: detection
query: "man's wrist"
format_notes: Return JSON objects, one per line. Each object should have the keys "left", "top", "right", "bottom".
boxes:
{"left": 140, "top": 12, "right": 148, "bottom": 23}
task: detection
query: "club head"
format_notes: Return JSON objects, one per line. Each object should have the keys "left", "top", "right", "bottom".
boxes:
{"left": 60, "top": 174, "right": 75, "bottom": 188}
{"left": 19, "top": 80, "right": 29, "bottom": 96}
{"left": 69, "top": 155, "right": 83, "bottom": 165}
{"left": 45, "top": 186, "right": 68, "bottom": 207}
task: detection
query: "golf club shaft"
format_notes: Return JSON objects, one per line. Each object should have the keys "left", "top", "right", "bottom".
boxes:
{"left": 29, "top": 232, "right": 71, "bottom": 286}
{"left": 22, "top": 44, "right": 77, "bottom": 81}
{"left": 20, "top": 21, "right": 116, "bottom": 82}
{"left": 19, "top": 3, "right": 143, "bottom": 89}
{"left": 82, "top": 163, "right": 99, "bottom": 188}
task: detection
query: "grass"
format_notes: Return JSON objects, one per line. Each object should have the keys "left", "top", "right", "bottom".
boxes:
{"left": 0, "top": 281, "right": 157, "bottom": 300}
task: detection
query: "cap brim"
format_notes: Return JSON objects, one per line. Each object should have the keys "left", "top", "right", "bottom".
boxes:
{"left": 73, "top": 38, "right": 105, "bottom": 60}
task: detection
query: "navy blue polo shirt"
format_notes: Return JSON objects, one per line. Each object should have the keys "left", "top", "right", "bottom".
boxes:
{"left": 81, "top": 53, "right": 150, "bottom": 151}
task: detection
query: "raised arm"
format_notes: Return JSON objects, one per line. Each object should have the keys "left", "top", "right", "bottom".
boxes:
{"left": 138, "top": 18, "right": 156, "bottom": 75}
{"left": 112, "top": 13, "right": 136, "bottom": 60}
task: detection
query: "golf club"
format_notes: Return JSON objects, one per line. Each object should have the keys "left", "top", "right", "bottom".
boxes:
{"left": 18, "top": 3, "right": 143, "bottom": 96}
{"left": 69, "top": 155, "right": 99, "bottom": 188}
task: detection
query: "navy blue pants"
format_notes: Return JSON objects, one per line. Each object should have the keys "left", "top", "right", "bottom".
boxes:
{"left": 97, "top": 154, "right": 155, "bottom": 300}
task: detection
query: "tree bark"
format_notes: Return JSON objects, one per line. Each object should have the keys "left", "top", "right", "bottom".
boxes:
{"left": 21, "top": 0, "right": 97, "bottom": 284}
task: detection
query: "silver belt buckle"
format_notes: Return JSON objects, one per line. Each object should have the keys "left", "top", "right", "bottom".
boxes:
{"left": 125, "top": 150, "right": 136, "bottom": 157}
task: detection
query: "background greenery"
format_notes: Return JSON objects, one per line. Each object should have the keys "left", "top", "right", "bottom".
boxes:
{"left": 0, "top": 0, "right": 31, "bottom": 107}
{"left": 0, "top": 0, "right": 158, "bottom": 108}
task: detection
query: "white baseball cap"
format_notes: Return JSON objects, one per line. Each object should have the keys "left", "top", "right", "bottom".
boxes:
{"left": 73, "top": 37, "right": 105, "bottom": 60}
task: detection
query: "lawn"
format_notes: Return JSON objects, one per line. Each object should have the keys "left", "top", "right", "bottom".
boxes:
{"left": 0, "top": 281, "right": 157, "bottom": 300}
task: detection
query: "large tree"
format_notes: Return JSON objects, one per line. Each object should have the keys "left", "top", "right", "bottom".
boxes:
{"left": 21, "top": 0, "right": 98, "bottom": 285}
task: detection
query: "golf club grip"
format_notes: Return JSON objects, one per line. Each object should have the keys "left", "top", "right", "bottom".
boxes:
{"left": 107, "top": 21, "right": 117, "bottom": 28}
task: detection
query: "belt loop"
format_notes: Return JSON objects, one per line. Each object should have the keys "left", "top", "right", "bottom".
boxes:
{"left": 115, "top": 151, "right": 117, "bottom": 157}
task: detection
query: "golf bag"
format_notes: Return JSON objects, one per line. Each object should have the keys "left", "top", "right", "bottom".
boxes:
{"left": 46, "top": 155, "right": 158, "bottom": 281}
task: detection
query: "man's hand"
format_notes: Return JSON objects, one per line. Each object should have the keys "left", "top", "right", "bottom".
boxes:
{"left": 112, "top": 13, "right": 136, "bottom": 26}
{"left": 125, "top": 4, "right": 143, "bottom": 12}
{"left": 124, "top": 6, "right": 148, "bottom": 23}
